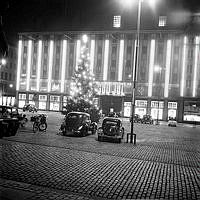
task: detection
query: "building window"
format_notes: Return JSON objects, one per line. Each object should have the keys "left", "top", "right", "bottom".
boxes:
{"left": 1, "top": 72, "right": 3, "bottom": 79}
{"left": 136, "top": 100, "right": 147, "bottom": 107}
{"left": 29, "top": 94, "right": 34, "bottom": 100}
{"left": 5, "top": 72, "right": 8, "bottom": 80}
{"left": 168, "top": 102, "right": 177, "bottom": 109}
{"left": 187, "top": 64, "right": 193, "bottom": 74}
{"left": 142, "top": 46, "right": 147, "bottom": 54}
{"left": 19, "top": 93, "right": 26, "bottom": 100}
{"left": 9, "top": 73, "right": 12, "bottom": 81}
{"left": 23, "top": 46, "right": 27, "bottom": 54}
{"left": 110, "top": 72, "right": 115, "bottom": 81}
{"left": 151, "top": 101, "right": 164, "bottom": 108}
{"left": 186, "top": 80, "right": 191, "bottom": 88}
{"left": 113, "top": 15, "right": 121, "bottom": 28}
{"left": 39, "top": 95, "right": 47, "bottom": 101}
{"left": 158, "top": 16, "right": 167, "bottom": 27}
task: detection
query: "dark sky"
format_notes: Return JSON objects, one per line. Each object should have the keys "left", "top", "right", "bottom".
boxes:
{"left": 1, "top": 0, "right": 200, "bottom": 44}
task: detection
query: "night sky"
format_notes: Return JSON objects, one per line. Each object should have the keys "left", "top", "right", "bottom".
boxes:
{"left": 0, "top": 0, "right": 200, "bottom": 44}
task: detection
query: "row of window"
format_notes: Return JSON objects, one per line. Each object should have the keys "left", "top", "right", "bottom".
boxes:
{"left": 113, "top": 15, "right": 167, "bottom": 28}
{"left": 135, "top": 100, "right": 177, "bottom": 109}
{"left": 19, "top": 93, "right": 177, "bottom": 110}
{"left": 1, "top": 72, "right": 15, "bottom": 81}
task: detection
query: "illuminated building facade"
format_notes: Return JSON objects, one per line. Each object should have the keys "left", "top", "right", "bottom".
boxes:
{"left": 16, "top": 27, "right": 200, "bottom": 123}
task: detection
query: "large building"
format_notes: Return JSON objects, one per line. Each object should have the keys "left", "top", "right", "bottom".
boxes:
{"left": 16, "top": 9, "right": 200, "bottom": 123}
{"left": 0, "top": 44, "right": 17, "bottom": 106}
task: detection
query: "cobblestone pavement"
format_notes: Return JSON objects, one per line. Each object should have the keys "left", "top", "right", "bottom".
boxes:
{"left": 0, "top": 112, "right": 200, "bottom": 199}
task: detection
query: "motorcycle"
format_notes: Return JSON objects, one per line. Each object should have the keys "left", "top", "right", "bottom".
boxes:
{"left": 17, "top": 114, "right": 28, "bottom": 127}
{"left": 32, "top": 114, "right": 47, "bottom": 133}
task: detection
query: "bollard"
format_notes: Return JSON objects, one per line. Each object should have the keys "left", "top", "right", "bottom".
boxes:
{"left": 126, "top": 133, "right": 136, "bottom": 144}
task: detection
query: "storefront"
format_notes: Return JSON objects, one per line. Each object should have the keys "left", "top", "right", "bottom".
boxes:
{"left": 183, "top": 101, "right": 200, "bottom": 122}
{"left": 49, "top": 95, "right": 60, "bottom": 111}
{"left": 123, "top": 102, "right": 131, "bottom": 117}
{"left": 168, "top": 102, "right": 177, "bottom": 119}
{"left": 151, "top": 101, "right": 164, "bottom": 120}
{"left": 38, "top": 95, "right": 47, "bottom": 110}
{"left": 135, "top": 100, "right": 147, "bottom": 118}
{"left": 18, "top": 93, "right": 26, "bottom": 108}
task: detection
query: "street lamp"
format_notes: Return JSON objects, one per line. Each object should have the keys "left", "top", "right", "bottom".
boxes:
{"left": 130, "top": 0, "right": 142, "bottom": 143}
{"left": 0, "top": 58, "right": 6, "bottom": 67}
{"left": 121, "top": 0, "right": 158, "bottom": 143}
{"left": 154, "top": 65, "right": 162, "bottom": 125}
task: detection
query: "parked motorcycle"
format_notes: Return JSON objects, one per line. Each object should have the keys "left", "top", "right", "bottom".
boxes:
{"left": 32, "top": 114, "right": 47, "bottom": 133}
{"left": 17, "top": 114, "right": 28, "bottom": 127}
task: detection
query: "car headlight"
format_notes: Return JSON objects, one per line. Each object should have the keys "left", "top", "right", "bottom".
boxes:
{"left": 78, "top": 126, "right": 83, "bottom": 130}
{"left": 98, "top": 128, "right": 103, "bottom": 134}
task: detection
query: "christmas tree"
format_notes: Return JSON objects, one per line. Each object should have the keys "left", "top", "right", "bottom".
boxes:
{"left": 64, "top": 35, "right": 100, "bottom": 122}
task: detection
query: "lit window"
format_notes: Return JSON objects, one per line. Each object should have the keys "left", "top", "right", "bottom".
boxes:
{"left": 168, "top": 102, "right": 177, "bottom": 109}
{"left": 113, "top": 15, "right": 121, "bottom": 28}
{"left": 158, "top": 16, "right": 167, "bottom": 27}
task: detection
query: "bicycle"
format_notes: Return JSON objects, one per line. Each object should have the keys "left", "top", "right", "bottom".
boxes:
{"left": 32, "top": 114, "right": 47, "bottom": 133}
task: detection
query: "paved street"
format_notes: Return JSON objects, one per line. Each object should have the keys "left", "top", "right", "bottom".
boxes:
{"left": 0, "top": 111, "right": 200, "bottom": 199}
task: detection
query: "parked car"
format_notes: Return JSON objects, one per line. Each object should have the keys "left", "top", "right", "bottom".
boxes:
{"left": 168, "top": 117, "right": 177, "bottom": 127}
{"left": 60, "top": 112, "right": 97, "bottom": 137}
{"left": 130, "top": 114, "right": 142, "bottom": 123}
{"left": 141, "top": 114, "right": 153, "bottom": 124}
{"left": 23, "top": 104, "right": 37, "bottom": 113}
{"left": 97, "top": 117, "right": 124, "bottom": 143}
{"left": 107, "top": 112, "right": 119, "bottom": 118}
{"left": 0, "top": 105, "right": 19, "bottom": 138}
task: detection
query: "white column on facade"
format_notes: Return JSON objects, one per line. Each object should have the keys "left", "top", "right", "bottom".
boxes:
{"left": 180, "top": 36, "right": 187, "bottom": 97}
{"left": 26, "top": 40, "right": 33, "bottom": 91}
{"left": 16, "top": 40, "right": 22, "bottom": 91}
{"left": 47, "top": 40, "right": 54, "bottom": 92}
{"left": 164, "top": 39, "right": 172, "bottom": 98}
{"left": 148, "top": 39, "right": 155, "bottom": 97}
{"left": 132, "top": 40, "right": 137, "bottom": 81}
{"left": 36, "top": 40, "right": 42, "bottom": 92}
{"left": 118, "top": 39, "right": 124, "bottom": 81}
{"left": 75, "top": 39, "right": 81, "bottom": 71}
{"left": 192, "top": 36, "right": 199, "bottom": 97}
{"left": 61, "top": 39, "right": 67, "bottom": 93}
{"left": 103, "top": 39, "right": 109, "bottom": 81}
{"left": 90, "top": 39, "right": 95, "bottom": 73}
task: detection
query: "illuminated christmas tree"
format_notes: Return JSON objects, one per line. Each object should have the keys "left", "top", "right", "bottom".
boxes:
{"left": 65, "top": 35, "right": 100, "bottom": 122}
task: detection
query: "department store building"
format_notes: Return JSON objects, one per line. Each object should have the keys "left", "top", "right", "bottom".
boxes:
{"left": 16, "top": 13, "right": 200, "bottom": 123}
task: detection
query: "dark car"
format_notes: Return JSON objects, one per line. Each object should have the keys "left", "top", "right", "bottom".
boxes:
{"left": 23, "top": 104, "right": 37, "bottom": 113}
{"left": 168, "top": 117, "right": 177, "bottom": 127}
{"left": 141, "top": 114, "right": 153, "bottom": 124}
{"left": 60, "top": 112, "right": 97, "bottom": 137}
{"left": 107, "top": 112, "right": 119, "bottom": 118}
{"left": 130, "top": 114, "right": 142, "bottom": 123}
{"left": 97, "top": 117, "right": 124, "bottom": 143}
{"left": 0, "top": 105, "right": 19, "bottom": 138}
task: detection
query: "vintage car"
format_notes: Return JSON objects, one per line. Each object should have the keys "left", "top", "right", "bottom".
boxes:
{"left": 0, "top": 105, "right": 19, "bottom": 138}
{"left": 168, "top": 117, "right": 177, "bottom": 127}
{"left": 141, "top": 114, "right": 153, "bottom": 124}
{"left": 60, "top": 111, "right": 97, "bottom": 137}
{"left": 97, "top": 117, "right": 124, "bottom": 143}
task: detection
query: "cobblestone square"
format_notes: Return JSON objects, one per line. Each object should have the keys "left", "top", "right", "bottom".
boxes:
{"left": 0, "top": 111, "right": 200, "bottom": 199}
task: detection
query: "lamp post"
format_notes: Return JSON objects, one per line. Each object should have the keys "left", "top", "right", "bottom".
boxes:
{"left": 130, "top": 0, "right": 142, "bottom": 143}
